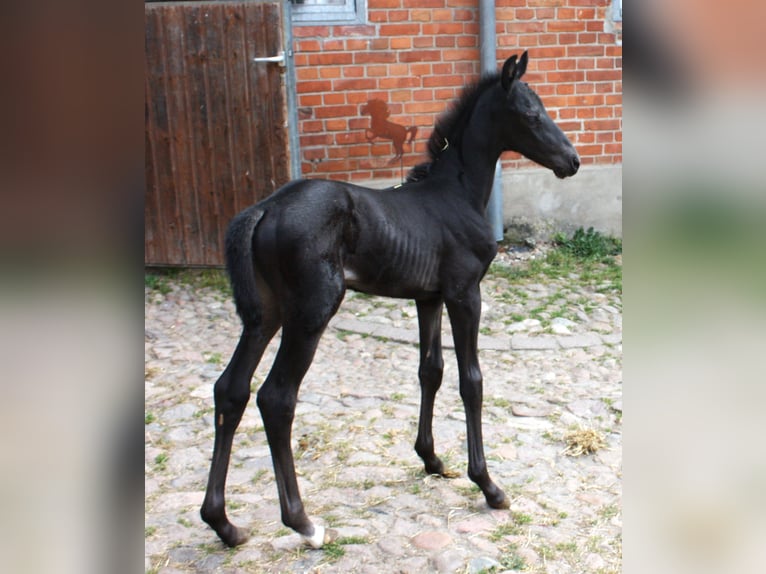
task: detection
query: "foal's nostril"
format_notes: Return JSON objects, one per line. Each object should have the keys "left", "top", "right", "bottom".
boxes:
{"left": 571, "top": 155, "right": 580, "bottom": 172}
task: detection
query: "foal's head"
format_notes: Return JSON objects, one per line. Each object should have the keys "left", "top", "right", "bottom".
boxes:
{"left": 497, "top": 51, "right": 580, "bottom": 179}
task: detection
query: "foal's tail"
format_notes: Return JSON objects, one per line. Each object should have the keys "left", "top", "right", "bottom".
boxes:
{"left": 224, "top": 205, "right": 266, "bottom": 326}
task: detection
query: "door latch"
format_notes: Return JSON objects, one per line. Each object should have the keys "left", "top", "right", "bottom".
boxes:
{"left": 253, "top": 50, "right": 285, "bottom": 67}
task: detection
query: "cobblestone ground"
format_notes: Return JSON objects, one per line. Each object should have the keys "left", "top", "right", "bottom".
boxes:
{"left": 145, "top": 251, "right": 622, "bottom": 573}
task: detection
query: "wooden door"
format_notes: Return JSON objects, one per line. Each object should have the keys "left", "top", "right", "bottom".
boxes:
{"left": 145, "top": 1, "right": 290, "bottom": 266}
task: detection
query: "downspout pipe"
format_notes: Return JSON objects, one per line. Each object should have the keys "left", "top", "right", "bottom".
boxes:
{"left": 479, "top": 0, "right": 505, "bottom": 242}
{"left": 282, "top": 1, "right": 301, "bottom": 179}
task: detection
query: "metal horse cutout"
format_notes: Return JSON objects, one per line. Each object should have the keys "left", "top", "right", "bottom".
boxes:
{"left": 201, "top": 52, "right": 580, "bottom": 548}
{"left": 361, "top": 98, "right": 418, "bottom": 165}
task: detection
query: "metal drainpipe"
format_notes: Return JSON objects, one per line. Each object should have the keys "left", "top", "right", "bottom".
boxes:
{"left": 479, "top": 0, "right": 504, "bottom": 242}
{"left": 282, "top": 1, "right": 301, "bottom": 180}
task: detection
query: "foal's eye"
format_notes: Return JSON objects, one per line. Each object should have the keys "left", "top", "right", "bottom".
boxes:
{"left": 525, "top": 112, "right": 541, "bottom": 125}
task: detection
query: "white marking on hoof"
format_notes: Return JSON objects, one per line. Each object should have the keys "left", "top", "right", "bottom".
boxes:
{"left": 302, "top": 525, "right": 325, "bottom": 549}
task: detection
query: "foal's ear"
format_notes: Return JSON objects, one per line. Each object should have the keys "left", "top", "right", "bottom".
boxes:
{"left": 501, "top": 55, "right": 518, "bottom": 92}
{"left": 501, "top": 51, "right": 529, "bottom": 92}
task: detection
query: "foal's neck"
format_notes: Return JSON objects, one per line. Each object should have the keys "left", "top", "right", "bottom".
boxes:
{"left": 450, "top": 88, "right": 506, "bottom": 211}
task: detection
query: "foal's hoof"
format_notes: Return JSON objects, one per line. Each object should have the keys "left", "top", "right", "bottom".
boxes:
{"left": 301, "top": 525, "right": 337, "bottom": 549}
{"left": 441, "top": 469, "right": 461, "bottom": 479}
{"left": 220, "top": 524, "right": 251, "bottom": 548}
{"left": 487, "top": 491, "right": 510, "bottom": 510}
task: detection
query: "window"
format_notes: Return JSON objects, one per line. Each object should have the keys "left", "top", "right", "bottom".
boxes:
{"left": 612, "top": 0, "right": 622, "bottom": 22}
{"left": 290, "top": 0, "right": 367, "bottom": 25}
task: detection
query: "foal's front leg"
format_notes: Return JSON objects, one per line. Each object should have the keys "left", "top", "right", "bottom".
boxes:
{"left": 414, "top": 298, "right": 450, "bottom": 476}
{"left": 445, "top": 286, "right": 509, "bottom": 509}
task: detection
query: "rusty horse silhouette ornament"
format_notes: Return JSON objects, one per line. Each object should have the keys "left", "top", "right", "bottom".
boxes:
{"left": 201, "top": 52, "right": 580, "bottom": 548}
{"left": 361, "top": 98, "right": 418, "bottom": 164}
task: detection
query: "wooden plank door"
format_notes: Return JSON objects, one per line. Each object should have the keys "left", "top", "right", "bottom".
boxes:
{"left": 145, "top": 1, "right": 290, "bottom": 266}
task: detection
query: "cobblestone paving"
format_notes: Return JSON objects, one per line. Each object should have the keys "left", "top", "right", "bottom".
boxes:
{"left": 145, "top": 253, "right": 622, "bottom": 573}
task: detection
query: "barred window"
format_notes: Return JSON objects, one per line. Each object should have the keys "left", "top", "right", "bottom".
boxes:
{"left": 291, "top": 0, "right": 367, "bottom": 25}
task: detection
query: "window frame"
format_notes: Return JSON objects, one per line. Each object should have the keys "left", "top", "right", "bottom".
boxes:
{"left": 290, "top": 0, "right": 367, "bottom": 26}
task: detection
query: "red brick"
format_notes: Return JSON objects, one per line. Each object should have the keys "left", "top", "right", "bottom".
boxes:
{"left": 319, "top": 67, "right": 342, "bottom": 79}
{"left": 325, "top": 119, "right": 348, "bottom": 132}
{"left": 423, "top": 23, "right": 464, "bottom": 35}
{"left": 355, "top": 52, "right": 397, "bottom": 64}
{"left": 596, "top": 132, "right": 614, "bottom": 143}
{"left": 586, "top": 21, "right": 605, "bottom": 32}
{"left": 413, "top": 37, "right": 435, "bottom": 48}
{"left": 414, "top": 89, "right": 435, "bottom": 101}
{"left": 387, "top": 10, "right": 409, "bottom": 22}
{"left": 557, "top": 7, "right": 575, "bottom": 19}
{"left": 454, "top": 9, "right": 475, "bottom": 21}
{"left": 578, "top": 33, "right": 598, "bottom": 44}
{"left": 370, "top": 38, "right": 390, "bottom": 51}
{"left": 547, "top": 71, "right": 585, "bottom": 83}
{"left": 406, "top": 0, "right": 446, "bottom": 7}
{"left": 575, "top": 144, "right": 603, "bottom": 157}
{"left": 297, "top": 67, "right": 319, "bottom": 81}
{"left": 443, "top": 48, "right": 480, "bottom": 61}
{"left": 297, "top": 80, "right": 333, "bottom": 94}
{"left": 391, "top": 37, "right": 412, "bottom": 50}
{"left": 380, "top": 23, "right": 421, "bottom": 36}
{"left": 516, "top": 8, "right": 535, "bottom": 19}
{"left": 423, "top": 75, "right": 465, "bottom": 87}
{"left": 566, "top": 45, "right": 605, "bottom": 57}
{"left": 389, "top": 90, "right": 412, "bottom": 102}
{"left": 379, "top": 76, "right": 422, "bottom": 89}
{"left": 534, "top": 46, "right": 566, "bottom": 58}
{"left": 335, "top": 25, "right": 376, "bottom": 37}
{"left": 314, "top": 105, "right": 358, "bottom": 119}
{"left": 411, "top": 63, "right": 433, "bottom": 76}
{"left": 457, "top": 35, "right": 477, "bottom": 47}
{"left": 567, "top": 94, "right": 604, "bottom": 106}
{"left": 506, "top": 21, "right": 546, "bottom": 34}
{"left": 293, "top": 26, "right": 331, "bottom": 39}
{"left": 585, "top": 119, "right": 621, "bottom": 131}
{"left": 309, "top": 52, "right": 353, "bottom": 66}
{"left": 411, "top": 9, "right": 432, "bottom": 21}
{"left": 323, "top": 93, "right": 346, "bottom": 105}
{"left": 577, "top": 58, "right": 596, "bottom": 70}
{"left": 399, "top": 50, "right": 441, "bottom": 63}
{"left": 369, "top": 0, "right": 403, "bottom": 8}
{"left": 334, "top": 78, "right": 377, "bottom": 91}
{"left": 405, "top": 101, "right": 444, "bottom": 114}
{"left": 300, "top": 119, "right": 323, "bottom": 132}
{"left": 345, "top": 39, "right": 368, "bottom": 51}
{"left": 436, "top": 36, "right": 456, "bottom": 48}
{"left": 519, "top": 36, "right": 539, "bottom": 47}
{"left": 547, "top": 20, "right": 585, "bottom": 32}
{"left": 557, "top": 33, "right": 578, "bottom": 44}
{"left": 586, "top": 70, "right": 621, "bottom": 82}
{"left": 346, "top": 92, "right": 371, "bottom": 104}
{"left": 527, "top": 0, "right": 565, "bottom": 5}
{"left": 342, "top": 66, "right": 365, "bottom": 78}
{"left": 323, "top": 39, "right": 345, "bottom": 51}
{"left": 366, "top": 65, "right": 388, "bottom": 77}
{"left": 594, "top": 82, "right": 614, "bottom": 94}
{"left": 301, "top": 134, "right": 333, "bottom": 146}
{"left": 297, "top": 40, "right": 321, "bottom": 52}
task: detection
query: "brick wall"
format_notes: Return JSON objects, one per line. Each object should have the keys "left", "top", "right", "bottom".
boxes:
{"left": 293, "top": 0, "right": 622, "bottom": 182}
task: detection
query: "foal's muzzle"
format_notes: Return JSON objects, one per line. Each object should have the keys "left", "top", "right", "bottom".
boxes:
{"left": 554, "top": 152, "right": 580, "bottom": 179}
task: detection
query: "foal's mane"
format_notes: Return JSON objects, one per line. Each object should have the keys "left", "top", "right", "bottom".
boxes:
{"left": 406, "top": 72, "right": 501, "bottom": 183}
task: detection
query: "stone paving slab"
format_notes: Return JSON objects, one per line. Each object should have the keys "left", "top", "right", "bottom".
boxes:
{"left": 145, "top": 263, "right": 622, "bottom": 573}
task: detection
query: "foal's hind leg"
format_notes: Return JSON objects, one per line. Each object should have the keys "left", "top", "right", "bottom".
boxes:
{"left": 201, "top": 320, "right": 279, "bottom": 547}
{"left": 256, "top": 279, "right": 345, "bottom": 548}
{"left": 414, "top": 298, "right": 454, "bottom": 477}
